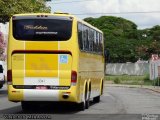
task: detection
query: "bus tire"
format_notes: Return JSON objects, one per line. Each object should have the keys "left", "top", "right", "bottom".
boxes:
{"left": 85, "top": 92, "right": 90, "bottom": 109}
{"left": 101, "top": 81, "right": 104, "bottom": 95}
{"left": 86, "top": 84, "right": 91, "bottom": 109}
{"left": 0, "top": 85, "right": 3, "bottom": 89}
{"left": 93, "top": 96, "right": 100, "bottom": 103}
{"left": 79, "top": 84, "right": 88, "bottom": 111}
{"left": 79, "top": 101, "right": 85, "bottom": 111}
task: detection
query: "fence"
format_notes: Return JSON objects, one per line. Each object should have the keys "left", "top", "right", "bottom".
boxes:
{"left": 106, "top": 63, "right": 149, "bottom": 75}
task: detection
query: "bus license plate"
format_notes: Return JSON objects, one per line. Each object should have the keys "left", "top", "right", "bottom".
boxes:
{"left": 36, "top": 86, "right": 48, "bottom": 89}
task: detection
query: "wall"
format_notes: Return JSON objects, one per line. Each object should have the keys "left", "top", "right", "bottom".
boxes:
{"left": 106, "top": 63, "right": 149, "bottom": 75}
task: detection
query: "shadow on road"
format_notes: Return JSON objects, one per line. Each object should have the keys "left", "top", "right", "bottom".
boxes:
{"left": 0, "top": 100, "right": 98, "bottom": 114}
{"left": 19, "top": 101, "right": 98, "bottom": 114}
{"left": 0, "top": 103, "right": 79, "bottom": 114}
{"left": 19, "top": 102, "right": 80, "bottom": 114}
{"left": 0, "top": 90, "right": 7, "bottom": 97}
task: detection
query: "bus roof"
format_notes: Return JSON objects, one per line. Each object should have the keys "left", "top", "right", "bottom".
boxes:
{"left": 76, "top": 18, "right": 103, "bottom": 33}
{"left": 12, "top": 13, "right": 103, "bottom": 34}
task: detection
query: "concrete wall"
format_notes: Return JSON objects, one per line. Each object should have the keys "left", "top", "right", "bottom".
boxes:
{"left": 106, "top": 63, "right": 149, "bottom": 75}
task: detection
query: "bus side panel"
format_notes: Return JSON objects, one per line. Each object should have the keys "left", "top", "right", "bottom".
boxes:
{"left": 79, "top": 52, "right": 104, "bottom": 100}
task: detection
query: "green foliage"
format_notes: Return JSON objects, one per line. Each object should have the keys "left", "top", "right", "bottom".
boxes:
{"left": 84, "top": 16, "right": 160, "bottom": 63}
{"left": 154, "top": 78, "right": 160, "bottom": 86}
{"left": 84, "top": 16, "right": 139, "bottom": 63}
{"left": 0, "top": 31, "right": 5, "bottom": 60}
{"left": 105, "top": 75, "right": 153, "bottom": 86}
{"left": 136, "top": 40, "right": 160, "bottom": 60}
{"left": 0, "top": 0, "right": 51, "bottom": 23}
{"left": 143, "top": 74, "right": 150, "bottom": 82}
{"left": 84, "top": 16, "right": 137, "bottom": 39}
{"left": 114, "top": 77, "right": 121, "bottom": 84}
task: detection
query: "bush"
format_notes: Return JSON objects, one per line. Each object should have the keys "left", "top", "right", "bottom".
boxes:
{"left": 143, "top": 74, "right": 150, "bottom": 82}
{"left": 154, "top": 78, "right": 160, "bottom": 86}
{"left": 114, "top": 77, "right": 121, "bottom": 84}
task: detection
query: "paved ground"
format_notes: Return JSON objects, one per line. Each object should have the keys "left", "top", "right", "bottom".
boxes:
{"left": 107, "top": 83, "right": 160, "bottom": 93}
{"left": 0, "top": 84, "right": 160, "bottom": 120}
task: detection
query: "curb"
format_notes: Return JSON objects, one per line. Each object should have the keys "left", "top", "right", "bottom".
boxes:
{"left": 144, "top": 87, "right": 160, "bottom": 93}
{"left": 105, "top": 84, "right": 160, "bottom": 93}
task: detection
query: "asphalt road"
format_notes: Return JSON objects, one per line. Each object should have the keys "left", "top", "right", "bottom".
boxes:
{"left": 0, "top": 84, "right": 160, "bottom": 120}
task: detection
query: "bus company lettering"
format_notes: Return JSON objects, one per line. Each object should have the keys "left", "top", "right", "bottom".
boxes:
{"left": 24, "top": 25, "right": 48, "bottom": 30}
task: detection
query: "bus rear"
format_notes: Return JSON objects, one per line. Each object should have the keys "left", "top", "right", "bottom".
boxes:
{"left": 7, "top": 14, "right": 79, "bottom": 109}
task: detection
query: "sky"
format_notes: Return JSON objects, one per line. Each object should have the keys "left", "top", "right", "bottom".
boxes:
{"left": 47, "top": 0, "right": 160, "bottom": 29}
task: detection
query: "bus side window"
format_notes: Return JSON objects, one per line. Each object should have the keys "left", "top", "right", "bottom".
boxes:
{"left": 78, "top": 23, "right": 83, "bottom": 50}
{"left": 90, "top": 29, "right": 94, "bottom": 52}
{"left": 100, "top": 33, "right": 103, "bottom": 54}
{"left": 93, "top": 30, "right": 96, "bottom": 52}
{"left": 83, "top": 25, "right": 87, "bottom": 51}
{"left": 86, "top": 27, "right": 89, "bottom": 51}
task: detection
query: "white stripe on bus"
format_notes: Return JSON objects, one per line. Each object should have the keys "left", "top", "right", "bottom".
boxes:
{"left": 24, "top": 89, "right": 59, "bottom": 101}
{"left": 24, "top": 77, "right": 59, "bottom": 85}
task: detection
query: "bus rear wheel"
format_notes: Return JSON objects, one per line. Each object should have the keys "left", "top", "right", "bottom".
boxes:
{"left": 93, "top": 96, "right": 100, "bottom": 103}
{"left": 79, "top": 101, "right": 85, "bottom": 111}
{"left": 79, "top": 85, "right": 90, "bottom": 110}
{"left": 85, "top": 97, "right": 89, "bottom": 109}
{"left": 0, "top": 85, "right": 3, "bottom": 89}
{"left": 85, "top": 89, "right": 90, "bottom": 109}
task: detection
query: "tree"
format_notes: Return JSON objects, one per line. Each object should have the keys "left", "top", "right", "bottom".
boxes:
{"left": 136, "top": 45, "right": 148, "bottom": 60}
{"left": 84, "top": 16, "right": 160, "bottom": 63}
{"left": 0, "top": 31, "right": 5, "bottom": 60}
{"left": 0, "top": 0, "right": 51, "bottom": 23}
{"left": 84, "top": 16, "right": 139, "bottom": 63}
{"left": 136, "top": 40, "right": 160, "bottom": 60}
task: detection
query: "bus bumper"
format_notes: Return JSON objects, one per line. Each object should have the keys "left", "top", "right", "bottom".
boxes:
{"left": 8, "top": 85, "right": 78, "bottom": 103}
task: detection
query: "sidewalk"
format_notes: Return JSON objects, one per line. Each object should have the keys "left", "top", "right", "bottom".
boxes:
{"left": 105, "top": 83, "right": 160, "bottom": 93}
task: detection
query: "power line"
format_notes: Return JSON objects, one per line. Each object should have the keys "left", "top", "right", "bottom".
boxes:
{"left": 48, "top": 0, "right": 95, "bottom": 4}
{"left": 47, "top": 1, "right": 160, "bottom": 15}
{"left": 72, "top": 11, "right": 160, "bottom": 16}
{"left": 48, "top": 0, "right": 66, "bottom": 1}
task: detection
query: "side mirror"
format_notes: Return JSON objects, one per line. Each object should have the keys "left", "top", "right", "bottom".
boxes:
{"left": 104, "top": 49, "right": 110, "bottom": 62}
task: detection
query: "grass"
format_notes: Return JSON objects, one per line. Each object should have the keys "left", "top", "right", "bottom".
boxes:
{"left": 105, "top": 74, "right": 153, "bottom": 86}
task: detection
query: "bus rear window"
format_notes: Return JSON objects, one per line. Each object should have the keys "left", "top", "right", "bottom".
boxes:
{"left": 13, "top": 18, "right": 72, "bottom": 41}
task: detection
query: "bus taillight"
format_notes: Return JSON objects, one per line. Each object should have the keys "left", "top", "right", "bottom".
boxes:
{"left": 7, "top": 70, "right": 12, "bottom": 84}
{"left": 71, "top": 71, "right": 77, "bottom": 85}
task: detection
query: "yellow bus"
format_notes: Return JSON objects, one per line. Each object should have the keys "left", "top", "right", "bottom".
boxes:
{"left": 7, "top": 13, "right": 105, "bottom": 111}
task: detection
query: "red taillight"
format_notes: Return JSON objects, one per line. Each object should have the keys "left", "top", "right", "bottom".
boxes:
{"left": 71, "top": 71, "right": 77, "bottom": 85}
{"left": 7, "top": 70, "right": 12, "bottom": 84}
